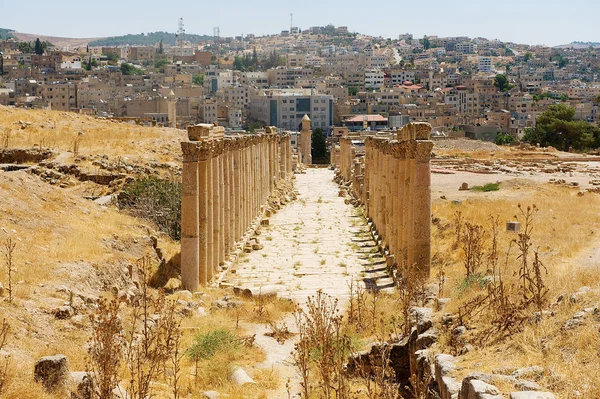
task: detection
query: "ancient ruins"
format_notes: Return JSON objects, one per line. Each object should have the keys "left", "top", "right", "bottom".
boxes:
{"left": 180, "top": 122, "right": 434, "bottom": 291}
{"left": 180, "top": 124, "right": 293, "bottom": 291}
{"left": 337, "top": 122, "right": 434, "bottom": 277}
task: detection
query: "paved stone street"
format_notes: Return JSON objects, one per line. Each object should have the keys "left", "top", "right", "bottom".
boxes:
{"left": 228, "top": 168, "right": 392, "bottom": 306}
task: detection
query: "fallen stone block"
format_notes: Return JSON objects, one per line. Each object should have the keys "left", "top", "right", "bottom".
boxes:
{"left": 231, "top": 366, "right": 256, "bottom": 385}
{"left": 34, "top": 355, "right": 70, "bottom": 392}
{"left": 460, "top": 379, "right": 501, "bottom": 399}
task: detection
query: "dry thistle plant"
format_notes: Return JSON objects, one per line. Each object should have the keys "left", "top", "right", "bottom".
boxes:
{"left": 461, "top": 222, "right": 486, "bottom": 278}
{"left": 2, "top": 237, "right": 16, "bottom": 303}
{"left": 87, "top": 298, "right": 124, "bottom": 399}
{"left": 452, "top": 210, "right": 464, "bottom": 250}
{"left": 293, "top": 290, "right": 352, "bottom": 399}
{"left": 124, "top": 256, "right": 181, "bottom": 399}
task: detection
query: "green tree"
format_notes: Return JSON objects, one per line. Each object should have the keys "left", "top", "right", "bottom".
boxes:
{"left": 18, "top": 41, "right": 33, "bottom": 54}
{"left": 154, "top": 58, "right": 169, "bottom": 73}
{"left": 523, "top": 103, "right": 600, "bottom": 151}
{"left": 34, "top": 38, "right": 44, "bottom": 55}
{"left": 348, "top": 87, "right": 358, "bottom": 96}
{"left": 421, "top": 36, "right": 431, "bottom": 50}
{"left": 493, "top": 74, "right": 514, "bottom": 92}
{"left": 120, "top": 62, "right": 144, "bottom": 75}
{"left": 158, "top": 39, "right": 164, "bottom": 55}
{"left": 556, "top": 54, "right": 569, "bottom": 68}
{"left": 523, "top": 52, "right": 533, "bottom": 62}
{"left": 311, "top": 128, "right": 329, "bottom": 164}
{"left": 192, "top": 74, "right": 204, "bottom": 86}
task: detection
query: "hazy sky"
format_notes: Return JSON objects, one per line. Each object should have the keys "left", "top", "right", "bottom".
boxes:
{"left": 2, "top": 0, "right": 598, "bottom": 46}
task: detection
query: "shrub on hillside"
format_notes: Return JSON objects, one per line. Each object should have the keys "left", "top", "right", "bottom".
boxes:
{"left": 118, "top": 177, "right": 181, "bottom": 240}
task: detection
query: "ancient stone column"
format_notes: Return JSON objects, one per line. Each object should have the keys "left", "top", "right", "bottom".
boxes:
{"left": 211, "top": 147, "right": 220, "bottom": 278}
{"left": 181, "top": 142, "right": 200, "bottom": 292}
{"left": 206, "top": 143, "right": 215, "bottom": 282}
{"left": 412, "top": 139, "right": 434, "bottom": 277}
{"left": 233, "top": 142, "right": 241, "bottom": 242}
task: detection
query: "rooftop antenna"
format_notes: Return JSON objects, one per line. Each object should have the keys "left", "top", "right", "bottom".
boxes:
{"left": 176, "top": 18, "right": 185, "bottom": 47}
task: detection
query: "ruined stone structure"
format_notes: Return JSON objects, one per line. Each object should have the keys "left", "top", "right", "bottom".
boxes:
{"left": 167, "top": 90, "right": 177, "bottom": 128}
{"left": 298, "top": 114, "right": 312, "bottom": 165}
{"left": 181, "top": 124, "right": 293, "bottom": 291}
{"left": 337, "top": 123, "right": 434, "bottom": 277}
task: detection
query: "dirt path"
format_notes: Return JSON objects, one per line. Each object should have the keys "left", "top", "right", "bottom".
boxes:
{"left": 227, "top": 168, "right": 391, "bottom": 398}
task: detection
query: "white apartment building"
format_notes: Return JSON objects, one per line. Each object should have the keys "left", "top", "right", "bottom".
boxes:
{"left": 478, "top": 57, "right": 494, "bottom": 73}
{"left": 365, "top": 69, "right": 385, "bottom": 90}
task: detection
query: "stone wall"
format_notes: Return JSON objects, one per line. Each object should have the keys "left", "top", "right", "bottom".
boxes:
{"left": 180, "top": 125, "right": 293, "bottom": 291}
{"left": 337, "top": 123, "right": 434, "bottom": 277}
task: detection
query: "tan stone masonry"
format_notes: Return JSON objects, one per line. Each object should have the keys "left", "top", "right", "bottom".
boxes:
{"left": 181, "top": 125, "right": 293, "bottom": 291}
{"left": 337, "top": 123, "right": 434, "bottom": 277}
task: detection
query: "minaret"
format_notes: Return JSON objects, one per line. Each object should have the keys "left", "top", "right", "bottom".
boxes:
{"left": 167, "top": 90, "right": 177, "bottom": 128}
{"left": 300, "top": 114, "right": 312, "bottom": 165}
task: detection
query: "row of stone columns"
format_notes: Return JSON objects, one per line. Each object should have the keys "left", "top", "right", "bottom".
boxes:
{"left": 363, "top": 123, "right": 433, "bottom": 277}
{"left": 181, "top": 126, "right": 293, "bottom": 291}
{"left": 339, "top": 123, "right": 433, "bottom": 278}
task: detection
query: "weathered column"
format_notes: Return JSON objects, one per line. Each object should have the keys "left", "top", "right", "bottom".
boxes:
{"left": 286, "top": 137, "right": 292, "bottom": 175}
{"left": 206, "top": 143, "right": 215, "bottom": 282}
{"left": 233, "top": 142, "right": 241, "bottom": 242}
{"left": 223, "top": 141, "right": 231, "bottom": 259}
{"left": 218, "top": 146, "right": 225, "bottom": 267}
{"left": 412, "top": 137, "right": 434, "bottom": 277}
{"left": 181, "top": 143, "right": 200, "bottom": 292}
{"left": 211, "top": 146, "right": 220, "bottom": 277}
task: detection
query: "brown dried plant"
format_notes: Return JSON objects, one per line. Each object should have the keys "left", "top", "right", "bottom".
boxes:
{"left": 293, "top": 290, "right": 352, "bottom": 399}
{"left": 461, "top": 222, "right": 485, "bottom": 278}
{"left": 2, "top": 237, "right": 16, "bottom": 303}
{"left": 87, "top": 298, "right": 124, "bottom": 399}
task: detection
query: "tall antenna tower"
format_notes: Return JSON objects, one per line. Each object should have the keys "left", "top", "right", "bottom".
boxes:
{"left": 290, "top": 13, "right": 293, "bottom": 32}
{"left": 176, "top": 18, "right": 185, "bottom": 47}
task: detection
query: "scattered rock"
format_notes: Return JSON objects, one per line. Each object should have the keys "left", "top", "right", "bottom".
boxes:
{"left": 34, "top": 355, "right": 70, "bottom": 392}
{"left": 511, "top": 366, "right": 544, "bottom": 380}
{"left": 460, "top": 379, "right": 501, "bottom": 399}
{"left": 203, "top": 391, "right": 220, "bottom": 399}
{"left": 410, "top": 307, "right": 433, "bottom": 333}
{"left": 52, "top": 306, "right": 73, "bottom": 320}
{"left": 230, "top": 366, "right": 256, "bottom": 385}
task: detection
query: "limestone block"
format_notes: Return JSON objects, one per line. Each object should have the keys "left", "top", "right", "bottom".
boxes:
{"left": 231, "top": 367, "right": 256, "bottom": 385}
{"left": 435, "top": 354, "right": 460, "bottom": 399}
{"left": 410, "top": 307, "right": 433, "bottom": 333}
{"left": 460, "top": 379, "right": 501, "bottom": 399}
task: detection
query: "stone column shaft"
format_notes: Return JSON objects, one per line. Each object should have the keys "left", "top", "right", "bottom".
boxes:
{"left": 181, "top": 146, "right": 199, "bottom": 292}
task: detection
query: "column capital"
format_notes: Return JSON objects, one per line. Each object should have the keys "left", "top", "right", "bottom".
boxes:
{"left": 415, "top": 141, "right": 434, "bottom": 162}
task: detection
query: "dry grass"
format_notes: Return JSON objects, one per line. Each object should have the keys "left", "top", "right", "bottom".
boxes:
{"left": 0, "top": 106, "right": 186, "bottom": 162}
{"left": 431, "top": 182, "right": 600, "bottom": 398}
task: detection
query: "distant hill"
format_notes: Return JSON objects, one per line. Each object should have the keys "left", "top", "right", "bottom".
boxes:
{"left": 0, "top": 28, "right": 15, "bottom": 40}
{"left": 88, "top": 31, "right": 213, "bottom": 47}
{"left": 555, "top": 41, "right": 600, "bottom": 49}
{"left": 11, "top": 31, "right": 105, "bottom": 49}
